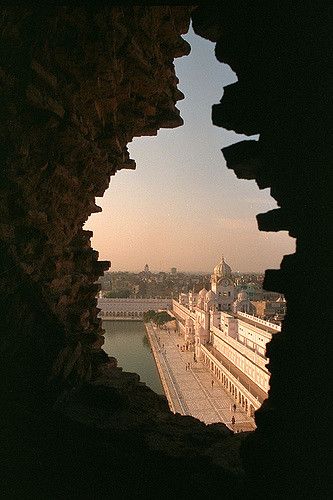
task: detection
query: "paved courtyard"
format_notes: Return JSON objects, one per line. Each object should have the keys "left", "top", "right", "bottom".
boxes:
{"left": 145, "top": 323, "right": 256, "bottom": 432}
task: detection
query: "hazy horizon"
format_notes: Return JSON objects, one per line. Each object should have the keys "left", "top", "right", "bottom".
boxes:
{"left": 103, "top": 267, "right": 265, "bottom": 275}
{"left": 86, "top": 26, "right": 295, "bottom": 274}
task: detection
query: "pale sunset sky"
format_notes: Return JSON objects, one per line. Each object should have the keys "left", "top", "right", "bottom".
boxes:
{"left": 86, "top": 27, "right": 295, "bottom": 273}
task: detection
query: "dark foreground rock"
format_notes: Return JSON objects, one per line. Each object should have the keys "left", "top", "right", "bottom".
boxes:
{"left": 2, "top": 362, "right": 247, "bottom": 499}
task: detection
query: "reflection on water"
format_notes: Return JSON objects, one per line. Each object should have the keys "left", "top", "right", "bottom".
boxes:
{"left": 102, "top": 320, "right": 163, "bottom": 394}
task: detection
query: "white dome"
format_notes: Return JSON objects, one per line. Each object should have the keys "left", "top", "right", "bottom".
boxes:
{"left": 213, "top": 256, "right": 232, "bottom": 278}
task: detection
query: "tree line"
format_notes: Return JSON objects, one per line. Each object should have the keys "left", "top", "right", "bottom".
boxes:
{"left": 143, "top": 310, "right": 173, "bottom": 326}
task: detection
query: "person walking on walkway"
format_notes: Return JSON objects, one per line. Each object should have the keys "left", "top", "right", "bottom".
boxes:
{"left": 233, "top": 403, "right": 236, "bottom": 413}
{"left": 231, "top": 416, "right": 235, "bottom": 426}
{"left": 211, "top": 380, "right": 214, "bottom": 389}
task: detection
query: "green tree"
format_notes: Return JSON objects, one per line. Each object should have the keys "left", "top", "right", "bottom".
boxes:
{"left": 154, "top": 311, "right": 173, "bottom": 326}
{"left": 143, "top": 310, "right": 157, "bottom": 322}
{"left": 143, "top": 310, "right": 173, "bottom": 326}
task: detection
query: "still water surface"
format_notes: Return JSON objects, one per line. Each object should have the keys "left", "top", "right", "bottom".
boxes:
{"left": 102, "top": 320, "right": 163, "bottom": 394}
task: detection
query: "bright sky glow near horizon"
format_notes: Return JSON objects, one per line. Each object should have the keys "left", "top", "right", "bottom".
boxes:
{"left": 86, "top": 27, "right": 295, "bottom": 273}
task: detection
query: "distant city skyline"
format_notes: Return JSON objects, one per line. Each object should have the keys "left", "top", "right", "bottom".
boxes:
{"left": 106, "top": 266, "right": 264, "bottom": 275}
{"left": 86, "top": 26, "right": 295, "bottom": 273}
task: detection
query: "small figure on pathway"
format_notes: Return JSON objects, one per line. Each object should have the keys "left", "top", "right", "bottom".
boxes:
{"left": 211, "top": 380, "right": 214, "bottom": 388}
{"left": 231, "top": 416, "right": 235, "bottom": 426}
{"left": 162, "top": 343, "right": 164, "bottom": 348}
{"left": 177, "top": 344, "right": 179, "bottom": 348}
{"left": 233, "top": 403, "right": 237, "bottom": 413}
{"left": 188, "top": 362, "right": 190, "bottom": 369}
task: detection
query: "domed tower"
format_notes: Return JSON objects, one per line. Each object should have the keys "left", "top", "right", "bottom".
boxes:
{"left": 204, "top": 289, "right": 216, "bottom": 312}
{"left": 188, "top": 290, "right": 198, "bottom": 311}
{"left": 196, "top": 287, "right": 208, "bottom": 310}
{"left": 232, "top": 290, "right": 255, "bottom": 314}
{"left": 194, "top": 288, "right": 210, "bottom": 360}
{"left": 185, "top": 317, "right": 194, "bottom": 342}
{"left": 211, "top": 256, "right": 235, "bottom": 311}
{"left": 212, "top": 255, "right": 232, "bottom": 280}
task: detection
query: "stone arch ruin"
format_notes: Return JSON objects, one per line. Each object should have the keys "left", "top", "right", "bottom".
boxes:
{"left": 0, "top": 4, "right": 330, "bottom": 498}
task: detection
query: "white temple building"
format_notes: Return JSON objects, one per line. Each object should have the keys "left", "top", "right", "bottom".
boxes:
{"left": 172, "top": 256, "right": 281, "bottom": 418}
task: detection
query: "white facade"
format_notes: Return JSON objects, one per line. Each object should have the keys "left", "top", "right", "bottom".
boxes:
{"left": 172, "top": 258, "right": 281, "bottom": 418}
{"left": 211, "top": 256, "right": 235, "bottom": 311}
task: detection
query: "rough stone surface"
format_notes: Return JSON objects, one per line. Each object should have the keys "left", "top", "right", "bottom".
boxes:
{"left": 0, "top": 3, "right": 330, "bottom": 498}
{"left": 0, "top": 6, "right": 248, "bottom": 498}
{"left": 193, "top": 2, "right": 330, "bottom": 497}
{"left": 0, "top": 5, "right": 191, "bottom": 384}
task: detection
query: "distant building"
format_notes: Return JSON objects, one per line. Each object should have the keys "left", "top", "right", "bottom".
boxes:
{"left": 172, "top": 256, "right": 282, "bottom": 418}
{"left": 251, "top": 296, "right": 286, "bottom": 321}
{"left": 98, "top": 297, "right": 172, "bottom": 321}
{"left": 170, "top": 267, "right": 177, "bottom": 275}
{"left": 144, "top": 264, "right": 150, "bottom": 274}
{"left": 233, "top": 290, "right": 256, "bottom": 314}
{"left": 210, "top": 256, "right": 235, "bottom": 311}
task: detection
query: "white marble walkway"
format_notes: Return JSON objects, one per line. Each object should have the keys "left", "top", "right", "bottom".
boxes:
{"left": 145, "top": 323, "right": 255, "bottom": 432}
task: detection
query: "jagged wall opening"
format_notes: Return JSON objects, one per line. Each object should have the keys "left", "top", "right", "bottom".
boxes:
{"left": 0, "top": 5, "right": 192, "bottom": 392}
{"left": 192, "top": 3, "right": 330, "bottom": 496}
{"left": 87, "top": 26, "right": 295, "bottom": 276}
{"left": 1, "top": 7, "right": 247, "bottom": 498}
{"left": 0, "top": 4, "right": 329, "bottom": 498}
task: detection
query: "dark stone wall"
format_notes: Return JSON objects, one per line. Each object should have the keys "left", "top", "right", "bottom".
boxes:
{"left": 192, "top": 2, "right": 330, "bottom": 496}
{"left": 0, "top": 6, "right": 191, "bottom": 387}
{"left": 0, "top": 3, "right": 330, "bottom": 498}
{"left": 0, "top": 6, "right": 247, "bottom": 498}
